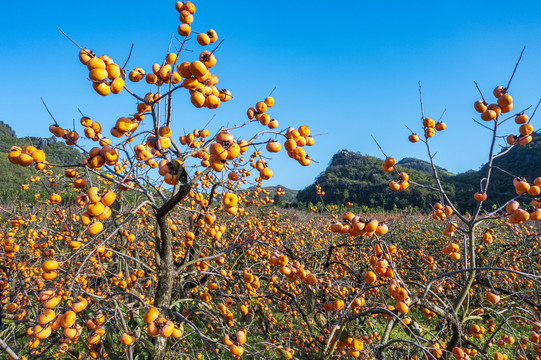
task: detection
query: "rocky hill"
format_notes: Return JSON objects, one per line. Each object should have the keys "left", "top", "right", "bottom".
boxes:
{"left": 296, "top": 135, "right": 541, "bottom": 213}
{"left": 0, "top": 121, "right": 84, "bottom": 200}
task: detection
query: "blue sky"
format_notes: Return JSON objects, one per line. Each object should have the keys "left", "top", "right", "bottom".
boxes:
{"left": 1, "top": 1, "right": 541, "bottom": 190}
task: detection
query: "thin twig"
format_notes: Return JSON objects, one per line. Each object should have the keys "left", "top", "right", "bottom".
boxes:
{"left": 472, "top": 118, "right": 493, "bottom": 131}
{"left": 474, "top": 81, "right": 486, "bottom": 104}
{"left": 371, "top": 135, "right": 388, "bottom": 158}
{"left": 41, "top": 98, "right": 58, "bottom": 126}
{"left": 491, "top": 165, "right": 519, "bottom": 179}
{"left": 529, "top": 98, "right": 541, "bottom": 122}
{"left": 438, "top": 108, "right": 447, "bottom": 122}
{"left": 59, "top": 28, "right": 85, "bottom": 50}
{"left": 121, "top": 43, "right": 134, "bottom": 70}
{"left": 167, "top": 33, "right": 175, "bottom": 55}
{"left": 498, "top": 105, "right": 532, "bottom": 126}
{"left": 418, "top": 81, "right": 425, "bottom": 120}
{"left": 210, "top": 39, "right": 225, "bottom": 55}
{"left": 202, "top": 115, "right": 216, "bottom": 132}
{"left": 506, "top": 46, "right": 526, "bottom": 91}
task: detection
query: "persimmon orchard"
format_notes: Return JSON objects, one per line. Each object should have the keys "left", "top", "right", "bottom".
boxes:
{"left": 1, "top": 2, "right": 541, "bottom": 360}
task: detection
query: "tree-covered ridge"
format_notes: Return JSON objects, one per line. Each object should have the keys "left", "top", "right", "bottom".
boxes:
{"left": 297, "top": 135, "right": 541, "bottom": 212}
{"left": 397, "top": 157, "right": 454, "bottom": 177}
{"left": 452, "top": 133, "right": 541, "bottom": 212}
{"left": 0, "top": 121, "right": 84, "bottom": 200}
{"left": 296, "top": 150, "right": 455, "bottom": 211}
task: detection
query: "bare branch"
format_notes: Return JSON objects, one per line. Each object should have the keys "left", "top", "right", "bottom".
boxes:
{"left": 41, "top": 98, "right": 59, "bottom": 126}
{"left": 506, "top": 45, "right": 526, "bottom": 91}
{"left": 59, "top": 28, "right": 85, "bottom": 50}
{"left": 474, "top": 80, "right": 486, "bottom": 104}
{"left": 121, "top": 43, "right": 135, "bottom": 70}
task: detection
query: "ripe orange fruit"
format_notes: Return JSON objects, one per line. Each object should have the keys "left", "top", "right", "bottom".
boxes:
{"left": 266, "top": 141, "right": 281, "bottom": 153}
{"left": 128, "top": 68, "right": 145, "bottom": 82}
{"left": 42, "top": 260, "right": 59, "bottom": 272}
{"left": 179, "top": 10, "right": 194, "bottom": 24}
{"left": 159, "top": 320, "right": 175, "bottom": 337}
{"left": 364, "top": 271, "right": 377, "bottom": 284}
{"left": 87, "top": 222, "right": 103, "bottom": 235}
{"left": 265, "top": 96, "right": 275, "bottom": 107}
{"left": 260, "top": 168, "right": 273, "bottom": 180}
{"left": 79, "top": 49, "right": 93, "bottom": 65}
{"left": 183, "top": 1, "right": 196, "bottom": 14}
{"left": 493, "top": 86, "right": 505, "bottom": 98}
{"left": 50, "top": 193, "right": 62, "bottom": 204}
{"left": 487, "top": 103, "right": 502, "bottom": 116}
{"left": 256, "top": 101, "right": 268, "bottom": 114}
{"left": 518, "top": 135, "right": 532, "bottom": 145}
{"left": 481, "top": 110, "right": 497, "bottom": 121}
{"left": 199, "top": 51, "right": 216, "bottom": 68}
{"left": 174, "top": 1, "right": 184, "bottom": 12}
{"left": 423, "top": 117, "right": 435, "bottom": 128}
{"left": 474, "top": 192, "right": 487, "bottom": 201}
{"left": 120, "top": 332, "right": 135, "bottom": 346}
{"left": 485, "top": 292, "right": 501, "bottom": 304}
{"left": 519, "top": 123, "right": 533, "bottom": 136}
{"left": 435, "top": 122, "right": 446, "bottom": 131}
{"left": 197, "top": 33, "right": 211, "bottom": 46}
{"left": 87, "top": 57, "right": 106, "bottom": 71}
{"left": 93, "top": 82, "right": 111, "bottom": 96}
{"left": 497, "top": 94, "right": 513, "bottom": 107}
{"left": 144, "top": 307, "right": 159, "bottom": 323}
{"left": 396, "top": 301, "right": 409, "bottom": 315}
{"left": 111, "top": 78, "right": 125, "bottom": 94}
{"left": 178, "top": 23, "right": 191, "bottom": 37}
{"left": 189, "top": 61, "right": 208, "bottom": 78}
{"left": 205, "top": 95, "right": 221, "bottom": 109}
{"left": 425, "top": 127, "right": 435, "bottom": 138}
{"left": 61, "top": 311, "right": 76, "bottom": 328}
{"left": 474, "top": 100, "right": 487, "bottom": 113}
{"left": 408, "top": 133, "right": 419, "bottom": 143}
{"left": 207, "top": 29, "right": 218, "bottom": 43}
{"left": 515, "top": 114, "right": 528, "bottom": 124}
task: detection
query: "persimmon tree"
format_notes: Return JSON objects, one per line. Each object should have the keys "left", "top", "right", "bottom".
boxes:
{"left": 1, "top": 2, "right": 317, "bottom": 359}
{"left": 322, "top": 50, "right": 541, "bottom": 359}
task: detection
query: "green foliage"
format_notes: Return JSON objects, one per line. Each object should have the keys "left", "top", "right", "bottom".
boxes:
{"left": 452, "top": 133, "right": 541, "bottom": 211}
{"left": 248, "top": 185, "right": 298, "bottom": 206}
{"left": 397, "top": 157, "right": 454, "bottom": 177}
{"left": 0, "top": 121, "right": 84, "bottom": 200}
{"left": 296, "top": 150, "right": 455, "bottom": 211}
{"left": 297, "top": 136, "right": 541, "bottom": 212}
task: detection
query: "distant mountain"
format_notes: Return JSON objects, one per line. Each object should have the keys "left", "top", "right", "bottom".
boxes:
{"left": 0, "top": 121, "right": 84, "bottom": 200}
{"left": 267, "top": 185, "right": 298, "bottom": 205}
{"left": 245, "top": 185, "right": 298, "bottom": 206}
{"left": 296, "top": 150, "right": 455, "bottom": 211}
{"left": 296, "top": 135, "right": 541, "bottom": 212}
{"left": 397, "top": 157, "right": 454, "bottom": 177}
{"left": 451, "top": 133, "right": 541, "bottom": 211}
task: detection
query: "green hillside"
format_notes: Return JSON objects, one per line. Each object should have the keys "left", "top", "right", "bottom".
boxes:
{"left": 397, "top": 157, "right": 454, "bottom": 177}
{"left": 296, "top": 135, "right": 541, "bottom": 213}
{"left": 0, "top": 121, "right": 84, "bottom": 200}
{"left": 451, "top": 133, "right": 541, "bottom": 211}
{"left": 296, "top": 150, "right": 455, "bottom": 212}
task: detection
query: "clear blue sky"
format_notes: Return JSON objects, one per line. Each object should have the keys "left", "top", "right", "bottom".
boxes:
{"left": 2, "top": 1, "right": 541, "bottom": 190}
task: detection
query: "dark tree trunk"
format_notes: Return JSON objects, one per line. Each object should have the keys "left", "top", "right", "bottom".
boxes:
{"left": 152, "top": 184, "right": 191, "bottom": 360}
